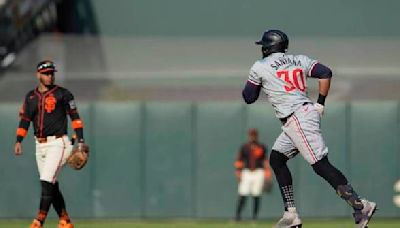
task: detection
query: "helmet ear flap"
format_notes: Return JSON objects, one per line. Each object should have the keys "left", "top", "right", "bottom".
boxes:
{"left": 261, "top": 46, "right": 269, "bottom": 57}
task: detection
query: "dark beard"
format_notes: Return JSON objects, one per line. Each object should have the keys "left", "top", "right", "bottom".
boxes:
{"left": 40, "top": 78, "right": 54, "bottom": 88}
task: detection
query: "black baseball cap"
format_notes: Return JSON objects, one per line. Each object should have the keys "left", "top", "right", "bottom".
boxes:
{"left": 37, "top": 60, "right": 57, "bottom": 73}
{"left": 248, "top": 128, "right": 258, "bottom": 136}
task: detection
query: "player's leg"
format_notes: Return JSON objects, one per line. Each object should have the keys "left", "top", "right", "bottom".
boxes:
{"left": 31, "top": 143, "right": 50, "bottom": 227}
{"left": 250, "top": 169, "right": 264, "bottom": 220}
{"left": 54, "top": 137, "right": 74, "bottom": 228}
{"left": 252, "top": 196, "right": 260, "bottom": 220}
{"left": 270, "top": 132, "right": 299, "bottom": 212}
{"left": 235, "top": 195, "right": 247, "bottom": 221}
{"left": 236, "top": 169, "right": 251, "bottom": 221}
{"left": 270, "top": 133, "right": 302, "bottom": 228}
{"left": 39, "top": 181, "right": 57, "bottom": 222}
{"left": 284, "top": 104, "right": 376, "bottom": 226}
{"left": 312, "top": 156, "right": 377, "bottom": 227}
{"left": 35, "top": 137, "right": 72, "bottom": 227}
{"left": 53, "top": 182, "right": 72, "bottom": 224}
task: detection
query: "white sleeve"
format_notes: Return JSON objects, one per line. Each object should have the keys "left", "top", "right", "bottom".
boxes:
{"left": 247, "top": 63, "right": 262, "bottom": 86}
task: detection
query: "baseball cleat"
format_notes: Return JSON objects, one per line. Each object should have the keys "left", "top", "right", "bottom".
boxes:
{"left": 29, "top": 219, "right": 42, "bottom": 228}
{"left": 58, "top": 220, "right": 74, "bottom": 228}
{"left": 274, "top": 208, "right": 302, "bottom": 228}
{"left": 353, "top": 199, "right": 377, "bottom": 228}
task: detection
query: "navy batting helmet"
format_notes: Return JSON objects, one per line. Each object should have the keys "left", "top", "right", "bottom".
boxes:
{"left": 255, "top": 29, "right": 289, "bottom": 54}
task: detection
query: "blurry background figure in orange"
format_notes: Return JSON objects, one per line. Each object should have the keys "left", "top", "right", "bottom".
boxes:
{"left": 234, "top": 128, "right": 272, "bottom": 221}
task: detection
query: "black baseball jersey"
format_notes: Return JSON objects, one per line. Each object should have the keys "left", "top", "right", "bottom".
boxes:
{"left": 236, "top": 142, "right": 267, "bottom": 170}
{"left": 16, "top": 85, "right": 84, "bottom": 142}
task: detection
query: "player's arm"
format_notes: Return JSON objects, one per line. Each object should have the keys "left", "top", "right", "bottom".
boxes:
{"left": 242, "top": 67, "right": 262, "bottom": 104}
{"left": 234, "top": 146, "right": 245, "bottom": 181}
{"left": 242, "top": 81, "right": 261, "bottom": 104}
{"left": 15, "top": 94, "right": 33, "bottom": 155}
{"left": 64, "top": 90, "right": 85, "bottom": 144}
{"left": 310, "top": 63, "right": 332, "bottom": 105}
{"left": 262, "top": 145, "right": 272, "bottom": 181}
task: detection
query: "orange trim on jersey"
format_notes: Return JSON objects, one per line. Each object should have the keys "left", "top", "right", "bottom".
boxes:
{"left": 16, "top": 128, "right": 28, "bottom": 137}
{"left": 234, "top": 161, "right": 244, "bottom": 169}
{"left": 72, "top": 119, "right": 84, "bottom": 129}
{"left": 20, "top": 115, "right": 31, "bottom": 122}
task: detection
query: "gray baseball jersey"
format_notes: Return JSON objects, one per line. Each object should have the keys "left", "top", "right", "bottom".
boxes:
{"left": 247, "top": 53, "right": 318, "bottom": 119}
{"left": 247, "top": 52, "right": 328, "bottom": 164}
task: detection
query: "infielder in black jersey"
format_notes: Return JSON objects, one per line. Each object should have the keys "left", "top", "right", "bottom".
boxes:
{"left": 14, "top": 60, "right": 84, "bottom": 228}
{"left": 234, "top": 129, "right": 272, "bottom": 221}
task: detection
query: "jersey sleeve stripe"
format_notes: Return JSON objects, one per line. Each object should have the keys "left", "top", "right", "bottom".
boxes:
{"left": 72, "top": 119, "right": 84, "bottom": 129}
{"left": 248, "top": 79, "right": 260, "bottom": 86}
{"left": 308, "top": 61, "right": 319, "bottom": 77}
{"left": 234, "top": 161, "right": 244, "bottom": 169}
{"left": 20, "top": 116, "right": 31, "bottom": 122}
{"left": 16, "top": 128, "right": 28, "bottom": 137}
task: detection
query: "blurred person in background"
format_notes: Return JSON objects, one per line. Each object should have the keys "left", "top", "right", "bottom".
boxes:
{"left": 234, "top": 128, "right": 272, "bottom": 221}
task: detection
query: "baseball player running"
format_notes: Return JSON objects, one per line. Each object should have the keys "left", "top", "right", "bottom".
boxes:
{"left": 242, "top": 30, "right": 377, "bottom": 228}
{"left": 234, "top": 128, "right": 272, "bottom": 221}
{"left": 14, "top": 60, "right": 85, "bottom": 228}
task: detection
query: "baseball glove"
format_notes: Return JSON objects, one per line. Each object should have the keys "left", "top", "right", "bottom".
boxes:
{"left": 67, "top": 143, "right": 89, "bottom": 170}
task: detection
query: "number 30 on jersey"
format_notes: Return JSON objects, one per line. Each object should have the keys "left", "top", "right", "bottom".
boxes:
{"left": 276, "top": 68, "right": 306, "bottom": 92}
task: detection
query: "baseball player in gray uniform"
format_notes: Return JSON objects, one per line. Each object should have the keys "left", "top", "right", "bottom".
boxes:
{"left": 242, "top": 29, "right": 376, "bottom": 228}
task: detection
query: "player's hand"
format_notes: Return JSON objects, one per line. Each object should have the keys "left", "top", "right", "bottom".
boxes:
{"left": 235, "top": 172, "right": 241, "bottom": 182}
{"left": 14, "top": 142, "right": 23, "bottom": 156}
{"left": 314, "top": 103, "right": 324, "bottom": 116}
{"left": 78, "top": 142, "right": 84, "bottom": 151}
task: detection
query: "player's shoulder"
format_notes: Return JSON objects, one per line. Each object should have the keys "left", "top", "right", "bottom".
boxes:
{"left": 240, "top": 143, "right": 249, "bottom": 150}
{"left": 292, "top": 53, "right": 316, "bottom": 62}
{"left": 25, "top": 89, "right": 36, "bottom": 102}
{"left": 55, "top": 85, "right": 67, "bottom": 91}
{"left": 55, "top": 85, "right": 73, "bottom": 95}
{"left": 256, "top": 142, "right": 267, "bottom": 148}
{"left": 251, "top": 58, "right": 268, "bottom": 71}
{"left": 26, "top": 89, "right": 35, "bottom": 96}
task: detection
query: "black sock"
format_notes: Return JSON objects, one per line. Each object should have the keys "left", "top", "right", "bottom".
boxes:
{"left": 312, "top": 156, "right": 348, "bottom": 189}
{"left": 252, "top": 196, "right": 260, "bottom": 220}
{"left": 311, "top": 156, "right": 363, "bottom": 211}
{"left": 53, "top": 182, "right": 70, "bottom": 222}
{"left": 336, "top": 184, "right": 363, "bottom": 211}
{"left": 270, "top": 150, "right": 296, "bottom": 211}
{"left": 235, "top": 196, "right": 247, "bottom": 220}
{"left": 37, "top": 181, "right": 56, "bottom": 224}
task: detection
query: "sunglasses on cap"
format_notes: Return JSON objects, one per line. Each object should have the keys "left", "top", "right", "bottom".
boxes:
{"left": 37, "top": 61, "right": 57, "bottom": 73}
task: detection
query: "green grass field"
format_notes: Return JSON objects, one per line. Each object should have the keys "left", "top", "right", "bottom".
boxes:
{"left": 1, "top": 219, "right": 399, "bottom": 228}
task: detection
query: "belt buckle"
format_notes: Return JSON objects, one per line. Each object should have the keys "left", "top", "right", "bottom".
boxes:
{"left": 37, "top": 138, "right": 47, "bottom": 143}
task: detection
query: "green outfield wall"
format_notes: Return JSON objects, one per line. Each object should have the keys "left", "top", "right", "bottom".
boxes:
{"left": 0, "top": 102, "right": 399, "bottom": 219}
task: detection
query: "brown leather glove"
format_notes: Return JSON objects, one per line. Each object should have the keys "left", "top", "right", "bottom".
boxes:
{"left": 67, "top": 143, "right": 89, "bottom": 170}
